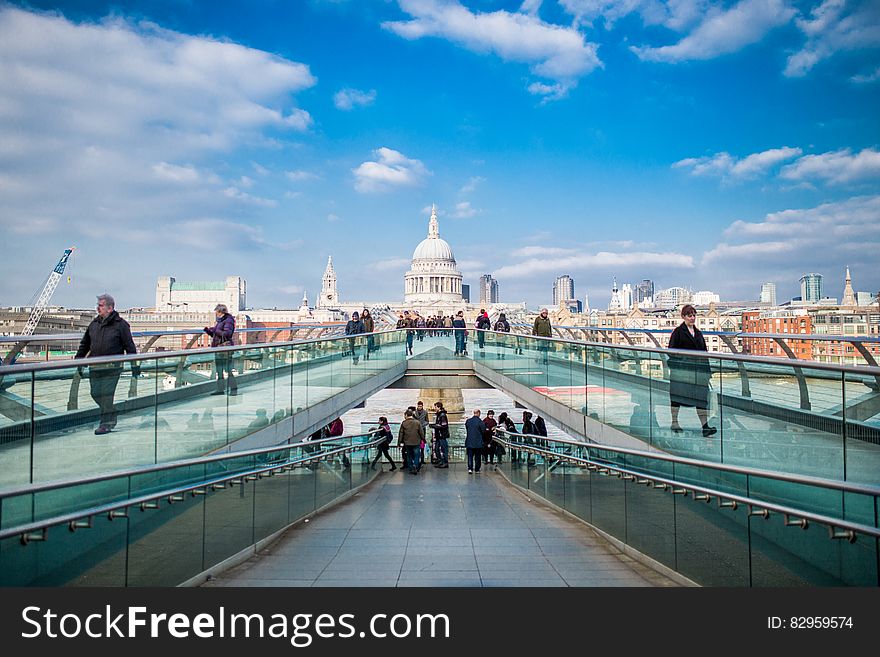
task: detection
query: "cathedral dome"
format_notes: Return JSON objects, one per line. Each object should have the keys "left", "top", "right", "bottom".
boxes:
{"left": 412, "top": 235, "right": 455, "bottom": 263}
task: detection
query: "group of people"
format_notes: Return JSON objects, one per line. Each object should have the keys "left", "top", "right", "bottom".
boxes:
{"left": 369, "top": 400, "right": 551, "bottom": 475}
{"left": 344, "top": 308, "right": 376, "bottom": 364}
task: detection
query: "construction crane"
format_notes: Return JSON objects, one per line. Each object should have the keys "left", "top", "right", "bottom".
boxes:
{"left": 21, "top": 247, "right": 75, "bottom": 336}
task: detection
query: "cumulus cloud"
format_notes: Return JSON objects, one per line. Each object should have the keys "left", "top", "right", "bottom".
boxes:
{"left": 334, "top": 87, "right": 377, "bottom": 110}
{"left": 703, "top": 196, "right": 880, "bottom": 266}
{"left": 631, "top": 0, "right": 795, "bottom": 63}
{"left": 780, "top": 148, "right": 880, "bottom": 184}
{"left": 223, "top": 186, "right": 277, "bottom": 206}
{"left": 494, "top": 250, "right": 694, "bottom": 279}
{"left": 0, "top": 7, "right": 316, "bottom": 302}
{"left": 352, "top": 147, "right": 431, "bottom": 193}
{"left": 673, "top": 146, "right": 802, "bottom": 180}
{"left": 451, "top": 201, "right": 480, "bottom": 218}
{"left": 561, "top": 0, "right": 709, "bottom": 31}
{"left": 785, "top": 0, "right": 880, "bottom": 77}
{"left": 383, "top": 0, "right": 601, "bottom": 97}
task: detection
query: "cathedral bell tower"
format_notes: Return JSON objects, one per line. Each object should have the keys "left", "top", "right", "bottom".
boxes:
{"left": 318, "top": 256, "right": 339, "bottom": 309}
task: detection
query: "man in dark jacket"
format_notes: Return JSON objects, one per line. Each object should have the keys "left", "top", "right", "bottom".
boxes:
{"left": 431, "top": 401, "right": 450, "bottom": 468}
{"left": 464, "top": 409, "right": 487, "bottom": 473}
{"left": 475, "top": 309, "right": 491, "bottom": 350}
{"left": 345, "top": 311, "right": 365, "bottom": 364}
{"left": 75, "top": 294, "right": 138, "bottom": 435}
{"left": 532, "top": 308, "right": 552, "bottom": 365}
{"left": 398, "top": 409, "right": 425, "bottom": 475}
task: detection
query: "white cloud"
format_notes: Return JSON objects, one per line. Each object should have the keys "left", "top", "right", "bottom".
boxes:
{"left": 785, "top": 0, "right": 880, "bottom": 77}
{"left": 631, "top": 0, "right": 795, "bottom": 63}
{"left": 352, "top": 147, "right": 431, "bottom": 193}
{"left": 285, "top": 169, "right": 320, "bottom": 182}
{"left": 223, "top": 186, "right": 277, "bottom": 206}
{"left": 852, "top": 64, "right": 880, "bottom": 83}
{"left": 494, "top": 250, "right": 694, "bottom": 278}
{"left": 703, "top": 196, "right": 880, "bottom": 269}
{"left": 780, "top": 148, "right": 880, "bottom": 184}
{"left": 0, "top": 7, "right": 315, "bottom": 295}
{"left": 460, "top": 176, "right": 486, "bottom": 193}
{"left": 333, "top": 87, "right": 377, "bottom": 110}
{"left": 383, "top": 0, "right": 601, "bottom": 97}
{"left": 152, "top": 162, "right": 201, "bottom": 183}
{"left": 511, "top": 245, "right": 577, "bottom": 257}
{"left": 673, "top": 146, "right": 801, "bottom": 179}
{"left": 278, "top": 284, "right": 305, "bottom": 295}
{"left": 371, "top": 257, "right": 413, "bottom": 271}
{"left": 451, "top": 201, "right": 480, "bottom": 218}
{"left": 327, "top": 213, "right": 341, "bottom": 223}
{"left": 561, "top": 0, "right": 709, "bottom": 31}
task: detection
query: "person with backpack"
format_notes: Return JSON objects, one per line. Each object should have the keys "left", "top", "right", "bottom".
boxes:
{"left": 345, "top": 311, "right": 365, "bottom": 364}
{"left": 452, "top": 311, "right": 467, "bottom": 356}
{"left": 493, "top": 312, "right": 511, "bottom": 359}
{"left": 431, "top": 401, "right": 450, "bottom": 468}
{"left": 325, "top": 417, "right": 349, "bottom": 468}
{"left": 371, "top": 416, "right": 396, "bottom": 471}
{"left": 475, "top": 309, "right": 491, "bottom": 351}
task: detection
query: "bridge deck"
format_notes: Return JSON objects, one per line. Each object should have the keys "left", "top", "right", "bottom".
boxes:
{"left": 205, "top": 464, "right": 679, "bottom": 587}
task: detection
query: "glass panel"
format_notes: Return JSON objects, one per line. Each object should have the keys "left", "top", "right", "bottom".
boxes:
{"left": 624, "top": 454, "right": 676, "bottom": 569}
{"left": 843, "top": 370, "right": 880, "bottom": 486}
{"left": 288, "top": 462, "right": 317, "bottom": 523}
{"left": 675, "top": 494, "right": 750, "bottom": 586}
{"left": 203, "top": 481, "right": 255, "bottom": 569}
{"left": 127, "top": 493, "right": 205, "bottom": 586}
{"left": 253, "top": 468, "right": 290, "bottom": 543}
{"left": 588, "top": 461, "right": 626, "bottom": 540}
{"left": 563, "top": 462, "right": 591, "bottom": 524}
{"left": 155, "top": 351, "right": 227, "bottom": 462}
{"left": 0, "top": 369, "right": 33, "bottom": 487}
{"left": 0, "top": 515, "right": 127, "bottom": 586}
{"left": 720, "top": 359, "right": 844, "bottom": 480}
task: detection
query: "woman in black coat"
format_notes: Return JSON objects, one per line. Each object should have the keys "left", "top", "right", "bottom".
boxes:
{"left": 667, "top": 304, "right": 716, "bottom": 437}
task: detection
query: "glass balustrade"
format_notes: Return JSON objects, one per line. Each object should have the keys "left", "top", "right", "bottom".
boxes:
{"left": 477, "top": 332, "right": 880, "bottom": 486}
{"left": 0, "top": 333, "right": 406, "bottom": 487}
{"left": 0, "top": 434, "right": 379, "bottom": 586}
{"left": 500, "top": 433, "right": 879, "bottom": 586}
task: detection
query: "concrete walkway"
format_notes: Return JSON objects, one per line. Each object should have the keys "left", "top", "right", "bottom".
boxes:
{"left": 205, "top": 464, "right": 679, "bottom": 588}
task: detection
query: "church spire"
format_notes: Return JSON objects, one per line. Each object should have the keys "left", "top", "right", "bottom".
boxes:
{"left": 842, "top": 266, "right": 856, "bottom": 306}
{"left": 428, "top": 204, "right": 439, "bottom": 239}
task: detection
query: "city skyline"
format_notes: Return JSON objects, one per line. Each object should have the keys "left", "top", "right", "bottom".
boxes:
{"left": 1, "top": 1, "right": 878, "bottom": 310}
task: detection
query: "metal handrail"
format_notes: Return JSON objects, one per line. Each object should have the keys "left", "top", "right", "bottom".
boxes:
{"left": 0, "top": 324, "right": 347, "bottom": 344}
{"left": 495, "top": 429, "right": 880, "bottom": 497}
{"left": 0, "top": 328, "right": 399, "bottom": 375}
{"left": 512, "top": 323, "right": 880, "bottom": 343}
{"left": 0, "top": 435, "right": 384, "bottom": 543}
{"left": 494, "top": 432, "right": 880, "bottom": 541}
{"left": 474, "top": 329, "right": 880, "bottom": 376}
{"left": 0, "top": 429, "right": 381, "bottom": 498}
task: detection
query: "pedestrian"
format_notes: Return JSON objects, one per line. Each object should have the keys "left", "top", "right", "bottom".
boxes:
{"left": 431, "top": 401, "right": 450, "bottom": 468}
{"left": 398, "top": 409, "right": 424, "bottom": 475}
{"left": 345, "top": 311, "right": 365, "bottom": 364}
{"left": 361, "top": 308, "right": 375, "bottom": 359}
{"left": 325, "top": 416, "right": 350, "bottom": 468}
{"left": 532, "top": 308, "right": 552, "bottom": 364}
{"left": 204, "top": 303, "right": 238, "bottom": 396}
{"left": 483, "top": 409, "right": 497, "bottom": 466}
{"left": 534, "top": 414, "right": 549, "bottom": 455}
{"left": 371, "top": 416, "right": 397, "bottom": 471}
{"left": 475, "top": 309, "right": 491, "bottom": 351}
{"left": 416, "top": 314, "right": 426, "bottom": 341}
{"left": 403, "top": 311, "right": 415, "bottom": 356}
{"left": 452, "top": 310, "right": 467, "bottom": 356}
{"left": 495, "top": 411, "right": 515, "bottom": 464}
{"left": 667, "top": 304, "right": 717, "bottom": 437}
{"left": 75, "top": 293, "right": 139, "bottom": 435}
{"left": 520, "top": 410, "right": 538, "bottom": 465}
{"left": 464, "top": 409, "right": 487, "bottom": 473}
{"left": 414, "top": 400, "right": 429, "bottom": 464}
{"left": 493, "top": 312, "right": 510, "bottom": 358}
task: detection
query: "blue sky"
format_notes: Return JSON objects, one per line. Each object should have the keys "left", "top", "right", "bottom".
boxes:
{"left": 1, "top": 0, "right": 878, "bottom": 310}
